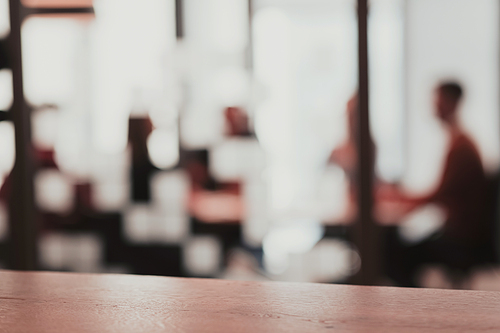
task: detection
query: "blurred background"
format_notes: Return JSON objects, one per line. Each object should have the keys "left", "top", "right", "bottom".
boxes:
{"left": 0, "top": 0, "right": 500, "bottom": 290}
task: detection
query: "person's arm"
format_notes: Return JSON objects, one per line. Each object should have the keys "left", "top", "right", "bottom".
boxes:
{"left": 401, "top": 140, "right": 475, "bottom": 209}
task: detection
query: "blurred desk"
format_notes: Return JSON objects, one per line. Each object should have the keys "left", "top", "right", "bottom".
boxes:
{"left": 0, "top": 270, "right": 499, "bottom": 332}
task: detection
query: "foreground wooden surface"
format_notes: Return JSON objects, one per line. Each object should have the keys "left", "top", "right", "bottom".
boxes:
{"left": 0, "top": 271, "right": 499, "bottom": 332}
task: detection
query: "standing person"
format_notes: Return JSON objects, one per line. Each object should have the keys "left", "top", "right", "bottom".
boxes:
{"left": 330, "top": 94, "right": 376, "bottom": 222}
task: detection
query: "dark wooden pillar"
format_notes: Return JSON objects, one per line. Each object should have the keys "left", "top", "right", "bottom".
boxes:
{"left": 175, "top": 0, "right": 184, "bottom": 39}
{"left": 353, "top": 0, "right": 382, "bottom": 285}
{"left": 246, "top": 0, "right": 254, "bottom": 71}
{"left": 7, "top": 2, "right": 94, "bottom": 270}
{"left": 8, "top": 0, "right": 36, "bottom": 270}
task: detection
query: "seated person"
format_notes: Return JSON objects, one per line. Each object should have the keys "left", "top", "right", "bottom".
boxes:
{"left": 384, "top": 82, "right": 491, "bottom": 287}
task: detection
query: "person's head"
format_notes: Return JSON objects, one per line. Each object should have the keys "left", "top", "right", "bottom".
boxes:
{"left": 224, "top": 106, "right": 249, "bottom": 136}
{"left": 347, "top": 93, "right": 358, "bottom": 138}
{"left": 435, "top": 81, "right": 463, "bottom": 124}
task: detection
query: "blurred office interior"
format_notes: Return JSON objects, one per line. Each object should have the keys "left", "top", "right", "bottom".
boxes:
{"left": 0, "top": 0, "right": 500, "bottom": 290}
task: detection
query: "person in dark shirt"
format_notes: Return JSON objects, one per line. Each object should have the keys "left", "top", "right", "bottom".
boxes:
{"left": 386, "top": 82, "right": 490, "bottom": 287}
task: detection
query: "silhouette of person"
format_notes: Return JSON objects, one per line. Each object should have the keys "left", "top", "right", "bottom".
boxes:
{"left": 385, "top": 81, "right": 490, "bottom": 287}
{"left": 224, "top": 106, "right": 252, "bottom": 137}
{"left": 330, "top": 94, "right": 376, "bottom": 222}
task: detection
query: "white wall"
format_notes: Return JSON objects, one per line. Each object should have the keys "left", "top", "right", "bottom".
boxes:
{"left": 404, "top": 0, "right": 500, "bottom": 193}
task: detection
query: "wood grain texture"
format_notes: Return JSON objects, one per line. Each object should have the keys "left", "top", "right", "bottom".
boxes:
{"left": 0, "top": 270, "right": 499, "bottom": 332}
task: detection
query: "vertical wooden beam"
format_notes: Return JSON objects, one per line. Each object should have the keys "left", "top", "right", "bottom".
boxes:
{"left": 496, "top": 0, "right": 500, "bottom": 262}
{"left": 353, "top": 0, "right": 381, "bottom": 285}
{"left": 402, "top": 0, "right": 409, "bottom": 181}
{"left": 8, "top": 0, "right": 37, "bottom": 270}
{"left": 246, "top": 0, "right": 254, "bottom": 71}
{"left": 175, "top": 0, "right": 184, "bottom": 39}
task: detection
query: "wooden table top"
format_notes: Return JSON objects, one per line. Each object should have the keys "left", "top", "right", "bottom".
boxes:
{"left": 1, "top": 270, "right": 499, "bottom": 332}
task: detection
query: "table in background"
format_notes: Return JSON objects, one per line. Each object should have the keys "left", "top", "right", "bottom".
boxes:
{"left": 0, "top": 270, "right": 499, "bottom": 332}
